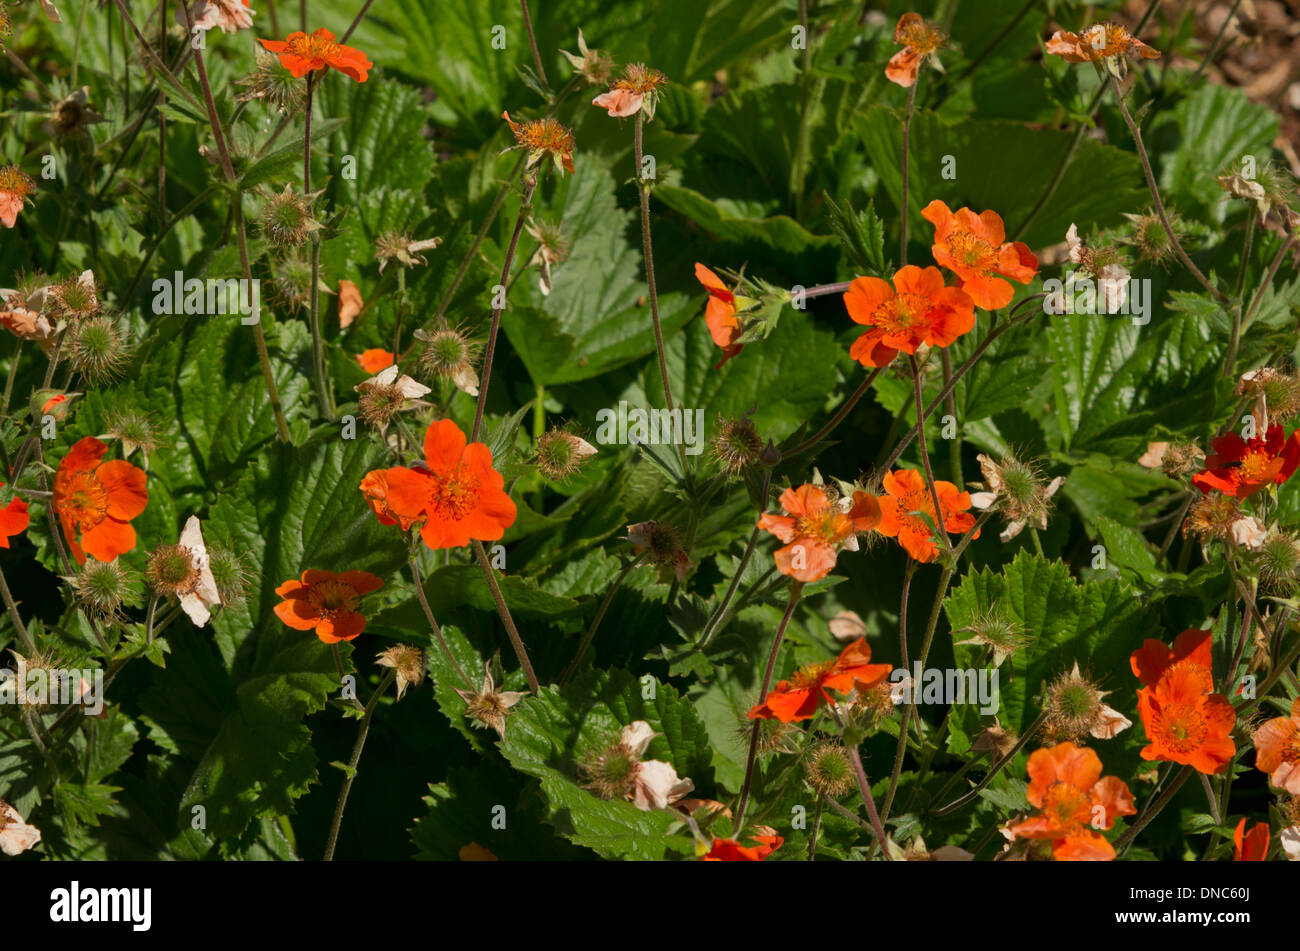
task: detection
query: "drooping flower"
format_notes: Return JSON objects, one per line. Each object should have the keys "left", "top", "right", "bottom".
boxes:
{"left": 702, "top": 833, "right": 783, "bottom": 861}
{"left": 1233, "top": 818, "right": 1270, "bottom": 861}
{"left": 52, "top": 436, "right": 148, "bottom": 565}
{"left": 1045, "top": 23, "right": 1160, "bottom": 65}
{"left": 921, "top": 200, "right": 1038, "bottom": 310}
{"left": 273, "top": 568, "right": 383, "bottom": 643}
{"left": 748, "top": 638, "right": 892, "bottom": 723}
{"left": 1136, "top": 664, "right": 1236, "bottom": 775}
{"left": 1253, "top": 696, "right": 1300, "bottom": 794}
{"left": 502, "top": 111, "right": 575, "bottom": 176}
{"left": 756, "top": 483, "right": 881, "bottom": 582}
{"left": 1003, "top": 742, "right": 1136, "bottom": 861}
{"left": 258, "top": 27, "right": 372, "bottom": 82}
{"left": 0, "top": 799, "right": 41, "bottom": 856}
{"left": 454, "top": 662, "right": 526, "bottom": 739}
{"left": 843, "top": 265, "right": 976, "bottom": 367}
{"left": 1191, "top": 424, "right": 1300, "bottom": 499}
{"left": 0, "top": 484, "right": 30, "bottom": 548}
{"left": 695, "top": 263, "right": 743, "bottom": 366}
{"left": 592, "top": 63, "right": 669, "bottom": 119}
{"left": 377, "top": 419, "right": 517, "bottom": 550}
{"left": 885, "top": 13, "right": 946, "bottom": 88}
{"left": 47, "top": 87, "right": 105, "bottom": 141}
{"left": 0, "top": 165, "right": 36, "bottom": 229}
{"left": 877, "top": 468, "right": 976, "bottom": 563}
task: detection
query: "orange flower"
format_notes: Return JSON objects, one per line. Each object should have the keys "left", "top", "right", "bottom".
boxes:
{"left": 274, "top": 568, "right": 383, "bottom": 643}
{"left": 757, "top": 483, "right": 880, "bottom": 582}
{"left": 0, "top": 484, "right": 30, "bottom": 548}
{"left": 1130, "top": 628, "right": 1213, "bottom": 687}
{"left": 1191, "top": 425, "right": 1300, "bottom": 499}
{"left": 1045, "top": 23, "right": 1160, "bottom": 64}
{"left": 1004, "top": 742, "right": 1136, "bottom": 861}
{"left": 1233, "top": 818, "right": 1269, "bottom": 861}
{"left": 921, "top": 200, "right": 1038, "bottom": 310}
{"left": 877, "top": 469, "right": 976, "bottom": 563}
{"left": 258, "top": 28, "right": 372, "bottom": 82}
{"left": 702, "top": 833, "right": 783, "bottom": 861}
{"left": 0, "top": 164, "right": 36, "bottom": 229}
{"left": 748, "top": 638, "right": 892, "bottom": 722}
{"left": 377, "top": 419, "right": 517, "bottom": 549}
{"left": 357, "top": 348, "right": 394, "bottom": 373}
{"left": 52, "top": 436, "right": 148, "bottom": 565}
{"left": 842, "top": 265, "right": 975, "bottom": 367}
{"left": 1136, "top": 664, "right": 1236, "bottom": 775}
{"left": 502, "top": 111, "right": 575, "bottom": 176}
{"left": 885, "top": 13, "right": 946, "bottom": 88}
{"left": 695, "top": 263, "right": 743, "bottom": 367}
{"left": 359, "top": 468, "right": 424, "bottom": 531}
{"left": 1252, "top": 696, "right": 1300, "bottom": 794}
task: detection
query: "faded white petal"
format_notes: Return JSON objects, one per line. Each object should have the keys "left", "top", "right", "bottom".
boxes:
{"left": 620, "top": 720, "right": 655, "bottom": 758}
{"left": 631, "top": 759, "right": 693, "bottom": 811}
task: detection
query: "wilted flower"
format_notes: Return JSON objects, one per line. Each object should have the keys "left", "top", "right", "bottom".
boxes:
{"left": 592, "top": 63, "right": 669, "bottom": 120}
{"left": 1237, "top": 368, "right": 1300, "bottom": 429}
{"left": 968, "top": 453, "right": 1064, "bottom": 542}
{"left": 376, "top": 644, "right": 427, "bottom": 701}
{"left": 1252, "top": 697, "right": 1300, "bottom": 794}
{"left": 375, "top": 232, "right": 442, "bottom": 273}
{"left": 354, "top": 364, "right": 431, "bottom": 433}
{"left": 0, "top": 799, "right": 41, "bottom": 856}
{"left": 523, "top": 218, "right": 569, "bottom": 295}
{"left": 626, "top": 520, "right": 692, "bottom": 582}
{"left": 1045, "top": 22, "right": 1160, "bottom": 74}
{"left": 885, "top": 13, "right": 946, "bottom": 87}
{"left": 48, "top": 87, "right": 105, "bottom": 140}
{"left": 560, "top": 28, "right": 613, "bottom": 87}
{"left": 1138, "top": 440, "right": 1204, "bottom": 477}
{"left": 454, "top": 665, "right": 525, "bottom": 737}
{"left": 0, "top": 165, "right": 36, "bottom": 229}
{"left": 952, "top": 607, "right": 1027, "bottom": 669}
{"left": 1042, "top": 662, "right": 1131, "bottom": 743}
{"left": 146, "top": 516, "right": 222, "bottom": 627}
{"left": 579, "top": 721, "right": 692, "bottom": 810}
{"left": 502, "top": 111, "right": 575, "bottom": 176}
{"left": 190, "top": 0, "right": 255, "bottom": 34}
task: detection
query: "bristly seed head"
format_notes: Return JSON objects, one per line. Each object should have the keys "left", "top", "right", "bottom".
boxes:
{"left": 206, "top": 545, "right": 253, "bottom": 606}
{"left": 259, "top": 185, "right": 322, "bottom": 248}
{"left": 69, "top": 316, "right": 129, "bottom": 384}
{"left": 711, "top": 413, "right": 764, "bottom": 476}
{"left": 146, "top": 543, "right": 200, "bottom": 597}
{"left": 236, "top": 50, "right": 308, "bottom": 115}
{"left": 534, "top": 427, "right": 597, "bottom": 481}
{"left": 803, "top": 742, "right": 855, "bottom": 797}
{"left": 71, "top": 558, "right": 140, "bottom": 619}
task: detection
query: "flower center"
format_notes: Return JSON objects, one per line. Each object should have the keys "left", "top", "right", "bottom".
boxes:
{"left": 61, "top": 471, "right": 109, "bottom": 528}
{"left": 947, "top": 230, "right": 998, "bottom": 275}
{"left": 874, "top": 292, "right": 931, "bottom": 334}
{"left": 896, "top": 487, "right": 943, "bottom": 536}
{"left": 898, "top": 23, "right": 943, "bottom": 54}
{"left": 429, "top": 467, "right": 481, "bottom": 522}
{"left": 308, "top": 579, "right": 358, "bottom": 617}
{"left": 288, "top": 32, "right": 341, "bottom": 63}
{"left": 790, "top": 661, "right": 835, "bottom": 691}
{"left": 795, "top": 508, "right": 848, "bottom": 544}
{"left": 0, "top": 165, "right": 35, "bottom": 198}
{"left": 1041, "top": 781, "right": 1090, "bottom": 831}
{"left": 1155, "top": 701, "right": 1209, "bottom": 753}
{"left": 1236, "top": 448, "right": 1276, "bottom": 483}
